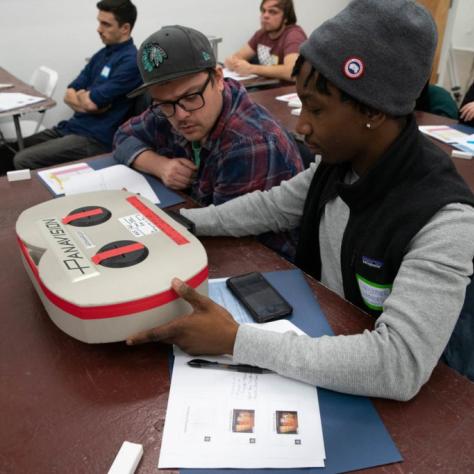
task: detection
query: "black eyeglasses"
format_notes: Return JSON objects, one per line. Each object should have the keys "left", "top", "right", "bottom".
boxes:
{"left": 150, "top": 72, "right": 212, "bottom": 118}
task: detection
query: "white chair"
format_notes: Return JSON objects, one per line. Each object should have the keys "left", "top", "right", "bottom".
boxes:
{"left": 0, "top": 66, "right": 58, "bottom": 141}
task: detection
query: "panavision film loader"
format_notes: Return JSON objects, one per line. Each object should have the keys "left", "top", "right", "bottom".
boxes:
{"left": 16, "top": 190, "right": 208, "bottom": 343}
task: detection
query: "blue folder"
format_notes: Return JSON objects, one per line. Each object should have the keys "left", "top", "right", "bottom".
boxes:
{"left": 444, "top": 123, "right": 474, "bottom": 154}
{"left": 181, "top": 269, "right": 402, "bottom": 474}
{"left": 451, "top": 123, "right": 474, "bottom": 135}
{"left": 37, "top": 154, "right": 184, "bottom": 209}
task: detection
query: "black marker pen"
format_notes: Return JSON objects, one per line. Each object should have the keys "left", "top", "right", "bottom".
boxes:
{"left": 187, "top": 358, "right": 272, "bottom": 374}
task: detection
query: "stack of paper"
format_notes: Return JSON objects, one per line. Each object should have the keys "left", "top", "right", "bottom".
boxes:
{"left": 0, "top": 92, "right": 45, "bottom": 111}
{"left": 418, "top": 125, "right": 467, "bottom": 144}
{"left": 223, "top": 68, "right": 258, "bottom": 82}
{"left": 37, "top": 163, "right": 160, "bottom": 204}
{"left": 158, "top": 279, "right": 326, "bottom": 469}
{"left": 419, "top": 125, "right": 474, "bottom": 154}
{"left": 37, "top": 162, "right": 95, "bottom": 195}
{"left": 276, "top": 92, "right": 302, "bottom": 116}
{"left": 452, "top": 133, "right": 474, "bottom": 154}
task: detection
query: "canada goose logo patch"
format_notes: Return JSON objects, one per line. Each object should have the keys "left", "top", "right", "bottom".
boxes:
{"left": 343, "top": 57, "right": 364, "bottom": 79}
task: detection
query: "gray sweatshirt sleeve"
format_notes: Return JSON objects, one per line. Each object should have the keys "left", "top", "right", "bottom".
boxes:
{"left": 180, "top": 163, "right": 317, "bottom": 236}
{"left": 232, "top": 203, "right": 474, "bottom": 401}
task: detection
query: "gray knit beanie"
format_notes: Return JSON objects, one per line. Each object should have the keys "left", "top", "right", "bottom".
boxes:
{"left": 300, "top": 0, "right": 438, "bottom": 115}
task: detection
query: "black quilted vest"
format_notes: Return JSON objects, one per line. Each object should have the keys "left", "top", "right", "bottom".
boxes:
{"left": 295, "top": 115, "right": 474, "bottom": 316}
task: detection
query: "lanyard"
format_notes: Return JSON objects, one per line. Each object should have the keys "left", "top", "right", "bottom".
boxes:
{"left": 191, "top": 141, "right": 201, "bottom": 168}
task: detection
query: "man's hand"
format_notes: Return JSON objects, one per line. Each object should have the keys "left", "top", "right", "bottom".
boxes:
{"left": 228, "top": 58, "right": 254, "bottom": 76}
{"left": 133, "top": 152, "right": 197, "bottom": 189}
{"left": 224, "top": 55, "right": 239, "bottom": 71}
{"left": 126, "top": 278, "right": 239, "bottom": 355}
{"left": 64, "top": 88, "right": 87, "bottom": 113}
{"left": 77, "top": 89, "right": 109, "bottom": 114}
{"left": 460, "top": 101, "right": 474, "bottom": 122}
{"left": 64, "top": 88, "right": 106, "bottom": 114}
{"left": 159, "top": 157, "right": 197, "bottom": 189}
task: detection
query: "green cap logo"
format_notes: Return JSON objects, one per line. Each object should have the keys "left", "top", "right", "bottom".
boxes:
{"left": 142, "top": 43, "right": 168, "bottom": 72}
{"left": 202, "top": 51, "right": 211, "bottom": 61}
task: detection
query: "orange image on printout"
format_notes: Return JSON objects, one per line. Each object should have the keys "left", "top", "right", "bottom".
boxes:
{"left": 232, "top": 409, "right": 255, "bottom": 433}
{"left": 276, "top": 410, "right": 298, "bottom": 434}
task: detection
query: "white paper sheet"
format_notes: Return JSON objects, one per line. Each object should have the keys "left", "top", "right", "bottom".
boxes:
{"left": 62, "top": 164, "right": 160, "bottom": 204}
{"left": 275, "top": 92, "right": 302, "bottom": 115}
{"left": 453, "top": 133, "right": 474, "bottom": 154}
{"left": 418, "top": 125, "right": 467, "bottom": 144}
{"left": 37, "top": 162, "right": 95, "bottom": 195}
{"left": 223, "top": 67, "right": 258, "bottom": 81}
{"left": 0, "top": 92, "right": 45, "bottom": 111}
{"left": 276, "top": 92, "right": 300, "bottom": 103}
{"left": 158, "top": 279, "right": 326, "bottom": 469}
{"left": 207, "top": 277, "right": 254, "bottom": 324}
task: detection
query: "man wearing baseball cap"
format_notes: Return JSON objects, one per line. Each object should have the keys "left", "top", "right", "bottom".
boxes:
{"left": 113, "top": 25, "right": 303, "bottom": 211}
{"left": 127, "top": 1, "right": 474, "bottom": 399}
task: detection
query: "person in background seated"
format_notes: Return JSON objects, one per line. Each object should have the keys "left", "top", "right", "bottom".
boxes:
{"left": 224, "top": 0, "right": 306, "bottom": 82}
{"left": 126, "top": 0, "right": 474, "bottom": 401}
{"left": 113, "top": 25, "right": 303, "bottom": 258}
{"left": 13, "top": 0, "right": 141, "bottom": 170}
{"left": 459, "top": 80, "right": 474, "bottom": 127}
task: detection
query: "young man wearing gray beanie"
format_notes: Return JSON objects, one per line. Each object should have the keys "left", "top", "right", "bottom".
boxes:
{"left": 126, "top": 0, "right": 474, "bottom": 400}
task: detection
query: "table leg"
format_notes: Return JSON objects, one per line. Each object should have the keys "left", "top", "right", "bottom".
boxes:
{"left": 13, "top": 114, "right": 24, "bottom": 150}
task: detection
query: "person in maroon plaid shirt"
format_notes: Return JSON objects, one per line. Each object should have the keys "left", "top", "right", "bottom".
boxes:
{"left": 113, "top": 26, "right": 303, "bottom": 208}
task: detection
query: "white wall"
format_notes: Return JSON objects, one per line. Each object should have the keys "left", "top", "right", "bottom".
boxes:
{"left": 439, "top": 0, "right": 474, "bottom": 96}
{"left": 0, "top": 0, "right": 349, "bottom": 128}
{"left": 452, "top": 0, "right": 474, "bottom": 50}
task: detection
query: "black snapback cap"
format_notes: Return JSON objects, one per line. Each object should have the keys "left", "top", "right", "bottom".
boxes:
{"left": 129, "top": 25, "right": 216, "bottom": 97}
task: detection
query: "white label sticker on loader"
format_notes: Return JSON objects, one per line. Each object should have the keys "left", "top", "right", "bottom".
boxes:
{"left": 74, "top": 230, "right": 95, "bottom": 249}
{"left": 119, "top": 214, "right": 159, "bottom": 237}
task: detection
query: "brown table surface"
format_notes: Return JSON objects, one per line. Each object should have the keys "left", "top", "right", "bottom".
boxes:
{"left": 239, "top": 75, "right": 282, "bottom": 90}
{"left": 0, "top": 66, "right": 56, "bottom": 118}
{"left": 251, "top": 85, "right": 474, "bottom": 192}
{"left": 1, "top": 168, "right": 473, "bottom": 473}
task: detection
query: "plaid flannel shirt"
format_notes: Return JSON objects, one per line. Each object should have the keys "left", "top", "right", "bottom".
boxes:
{"left": 113, "top": 79, "right": 303, "bottom": 206}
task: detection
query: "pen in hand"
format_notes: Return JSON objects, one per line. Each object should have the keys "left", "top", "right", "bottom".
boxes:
{"left": 188, "top": 358, "right": 272, "bottom": 374}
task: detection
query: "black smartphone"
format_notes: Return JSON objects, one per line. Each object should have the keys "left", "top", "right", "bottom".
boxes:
{"left": 226, "top": 272, "right": 293, "bottom": 323}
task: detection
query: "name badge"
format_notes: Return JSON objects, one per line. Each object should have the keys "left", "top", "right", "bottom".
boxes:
{"left": 356, "top": 274, "right": 392, "bottom": 311}
{"left": 100, "top": 65, "right": 111, "bottom": 78}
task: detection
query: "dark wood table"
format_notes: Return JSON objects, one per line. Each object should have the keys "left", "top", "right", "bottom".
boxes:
{"left": 1, "top": 168, "right": 473, "bottom": 473}
{"left": 0, "top": 66, "right": 56, "bottom": 149}
{"left": 223, "top": 68, "right": 280, "bottom": 90}
{"left": 240, "top": 75, "right": 282, "bottom": 90}
{"left": 250, "top": 85, "right": 297, "bottom": 130}
{"left": 251, "top": 85, "right": 474, "bottom": 191}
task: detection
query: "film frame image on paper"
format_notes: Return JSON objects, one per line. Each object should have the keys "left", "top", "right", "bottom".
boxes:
{"left": 276, "top": 410, "right": 299, "bottom": 434}
{"left": 232, "top": 409, "right": 255, "bottom": 433}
